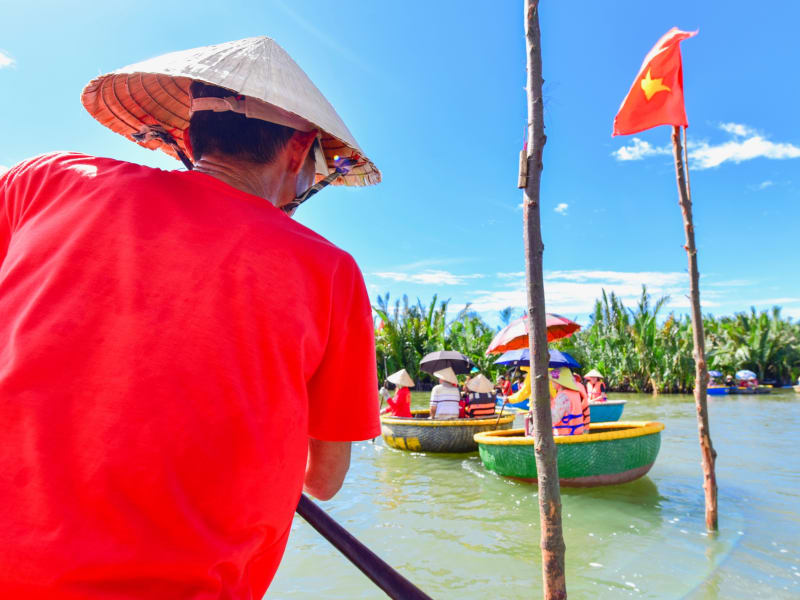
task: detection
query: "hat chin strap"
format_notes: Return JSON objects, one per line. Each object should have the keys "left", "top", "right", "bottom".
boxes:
{"left": 281, "top": 170, "right": 342, "bottom": 215}
{"left": 281, "top": 154, "right": 362, "bottom": 215}
{"left": 132, "top": 125, "right": 194, "bottom": 170}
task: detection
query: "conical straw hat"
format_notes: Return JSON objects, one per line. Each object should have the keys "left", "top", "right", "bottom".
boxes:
{"left": 387, "top": 368, "right": 415, "bottom": 388}
{"left": 432, "top": 367, "right": 458, "bottom": 386}
{"left": 549, "top": 367, "right": 580, "bottom": 392}
{"left": 466, "top": 373, "right": 494, "bottom": 394}
{"left": 584, "top": 369, "right": 604, "bottom": 379}
{"left": 81, "top": 36, "right": 380, "bottom": 187}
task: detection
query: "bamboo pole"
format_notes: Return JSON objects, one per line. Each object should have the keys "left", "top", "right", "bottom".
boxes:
{"left": 523, "top": 2, "right": 568, "bottom": 597}
{"left": 671, "top": 125, "right": 718, "bottom": 531}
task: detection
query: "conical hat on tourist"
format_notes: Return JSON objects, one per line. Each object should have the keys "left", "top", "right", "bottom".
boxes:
{"left": 584, "top": 368, "right": 604, "bottom": 379}
{"left": 549, "top": 367, "right": 580, "bottom": 392}
{"left": 466, "top": 373, "right": 494, "bottom": 394}
{"left": 432, "top": 367, "right": 458, "bottom": 386}
{"left": 81, "top": 36, "right": 380, "bottom": 187}
{"left": 387, "top": 368, "right": 415, "bottom": 388}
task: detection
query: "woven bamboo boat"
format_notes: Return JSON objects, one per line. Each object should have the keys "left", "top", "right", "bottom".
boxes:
{"left": 380, "top": 410, "right": 515, "bottom": 453}
{"left": 474, "top": 421, "right": 664, "bottom": 487}
{"left": 794, "top": 385, "right": 800, "bottom": 393}
{"left": 588, "top": 399, "right": 626, "bottom": 422}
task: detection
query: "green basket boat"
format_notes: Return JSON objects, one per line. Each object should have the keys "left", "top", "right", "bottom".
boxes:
{"left": 474, "top": 421, "right": 665, "bottom": 487}
{"left": 381, "top": 409, "right": 516, "bottom": 453}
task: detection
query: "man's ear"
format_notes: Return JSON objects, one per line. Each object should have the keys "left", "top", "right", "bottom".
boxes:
{"left": 285, "top": 130, "right": 318, "bottom": 175}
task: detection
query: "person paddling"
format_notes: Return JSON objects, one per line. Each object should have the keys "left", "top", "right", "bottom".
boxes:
{"left": 381, "top": 369, "right": 415, "bottom": 417}
{"left": 0, "top": 36, "right": 380, "bottom": 599}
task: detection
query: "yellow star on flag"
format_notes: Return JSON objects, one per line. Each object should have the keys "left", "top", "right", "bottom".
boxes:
{"left": 640, "top": 69, "right": 671, "bottom": 101}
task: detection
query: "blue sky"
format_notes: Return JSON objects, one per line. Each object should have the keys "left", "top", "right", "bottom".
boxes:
{"left": 1, "top": 1, "right": 798, "bottom": 327}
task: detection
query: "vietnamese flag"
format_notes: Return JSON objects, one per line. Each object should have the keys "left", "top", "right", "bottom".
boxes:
{"left": 613, "top": 28, "right": 697, "bottom": 136}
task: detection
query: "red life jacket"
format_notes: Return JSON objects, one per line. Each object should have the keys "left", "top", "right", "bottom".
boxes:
{"left": 465, "top": 392, "right": 496, "bottom": 418}
{"left": 553, "top": 389, "right": 585, "bottom": 436}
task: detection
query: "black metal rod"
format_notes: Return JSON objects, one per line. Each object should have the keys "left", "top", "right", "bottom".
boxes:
{"left": 295, "top": 494, "right": 434, "bottom": 599}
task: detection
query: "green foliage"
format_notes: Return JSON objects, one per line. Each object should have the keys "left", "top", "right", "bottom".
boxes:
{"left": 374, "top": 288, "right": 800, "bottom": 393}
{"left": 555, "top": 287, "right": 800, "bottom": 393}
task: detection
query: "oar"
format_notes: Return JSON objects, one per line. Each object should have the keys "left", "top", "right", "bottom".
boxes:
{"left": 493, "top": 396, "right": 509, "bottom": 428}
{"left": 296, "top": 494, "right": 433, "bottom": 600}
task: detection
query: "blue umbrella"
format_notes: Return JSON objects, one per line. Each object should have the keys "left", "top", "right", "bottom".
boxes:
{"left": 708, "top": 370, "right": 722, "bottom": 378}
{"left": 493, "top": 348, "right": 580, "bottom": 369}
{"left": 735, "top": 369, "right": 757, "bottom": 380}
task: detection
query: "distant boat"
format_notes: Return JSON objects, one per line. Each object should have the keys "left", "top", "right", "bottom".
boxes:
{"left": 707, "top": 386, "right": 730, "bottom": 396}
{"left": 589, "top": 400, "right": 626, "bottom": 422}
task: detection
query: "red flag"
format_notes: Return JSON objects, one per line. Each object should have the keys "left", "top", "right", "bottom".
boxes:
{"left": 613, "top": 28, "right": 697, "bottom": 136}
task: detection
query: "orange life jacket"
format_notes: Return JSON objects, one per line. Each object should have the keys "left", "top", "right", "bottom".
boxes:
{"left": 553, "top": 389, "right": 585, "bottom": 436}
{"left": 465, "top": 392, "right": 496, "bottom": 418}
{"left": 587, "top": 380, "right": 607, "bottom": 402}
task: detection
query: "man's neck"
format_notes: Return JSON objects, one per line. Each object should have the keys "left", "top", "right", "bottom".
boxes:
{"left": 193, "top": 154, "right": 285, "bottom": 207}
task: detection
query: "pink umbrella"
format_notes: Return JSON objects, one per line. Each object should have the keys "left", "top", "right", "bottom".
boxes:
{"left": 485, "top": 314, "right": 580, "bottom": 355}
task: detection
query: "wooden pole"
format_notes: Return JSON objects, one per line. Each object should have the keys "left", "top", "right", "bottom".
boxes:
{"left": 671, "top": 125, "right": 718, "bottom": 531}
{"left": 296, "top": 494, "right": 433, "bottom": 600}
{"left": 523, "top": 2, "right": 567, "bottom": 597}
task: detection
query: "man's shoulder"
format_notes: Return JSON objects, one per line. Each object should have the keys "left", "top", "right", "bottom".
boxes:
{"left": 1, "top": 152, "right": 160, "bottom": 187}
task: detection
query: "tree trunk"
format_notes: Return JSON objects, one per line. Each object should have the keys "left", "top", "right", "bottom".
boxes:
{"left": 671, "top": 126, "right": 718, "bottom": 531}
{"left": 523, "top": 2, "right": 567, "bottom": 597}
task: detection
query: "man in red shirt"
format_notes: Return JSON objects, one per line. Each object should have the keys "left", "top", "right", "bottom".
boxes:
{"left": 0, "top": 37, "right": 380, "bottom": 599}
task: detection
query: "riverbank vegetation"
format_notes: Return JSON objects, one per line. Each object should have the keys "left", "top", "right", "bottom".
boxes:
{"left": 373, "top": 287, "right": 800, "bottom": 393}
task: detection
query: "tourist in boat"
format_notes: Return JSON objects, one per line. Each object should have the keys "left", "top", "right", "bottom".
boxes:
{"left": 497, "top": 375, "right": 513, "bottom": 399}
{"left": 430, "top": 367, "right": 462, "bottom": 419}
{"left": 550, "top": 367, "right": 587, "bottom": 436}
{"left": 381, "top": 369, "right": 414, "bottom": 418}
{"left": 522, "top": 367, "right": 584, "bottom": 437}
{"left": 465, "top": 374, "right": 497, "bottom": 418}
{"left": 0, "top": 37, "right": 381, "bottom": 599}
{"left": 573, "top": 372, "right": 591, "bottom": 432}
{"left": 584, "top": 369, "right": 608, "bottom": 402}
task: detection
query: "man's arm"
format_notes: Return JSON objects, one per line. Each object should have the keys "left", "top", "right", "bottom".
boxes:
{"left": 304, "top": 438, "right": 351, "bottom": 501}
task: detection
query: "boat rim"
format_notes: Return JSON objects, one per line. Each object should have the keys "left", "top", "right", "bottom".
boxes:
{"left": 587, "top": 399, "right": 626, "bottom": 406}
{"left": 474, "top": 421, "right": 664, "bottom": 445}
{"left": 381, "top": 409, "right": 515, "bottom": 427}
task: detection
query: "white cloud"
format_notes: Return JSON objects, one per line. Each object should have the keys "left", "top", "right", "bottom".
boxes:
{"left": 497, "top": 271, "right": 525, "bottom": 280}
{"left": 613, "top": 123, "right": 800, "bottom": 170}
{"left": 0, "top": 165, "right": 8, "bottom": 176}
{"left": 612, "top": 137, "right": 671, "bottom": 161}
{"left": 373, "top": 269, "right": 485, "bottom": 286}
{"left": 463, "top": 269, "right": 730, "bottom": 316}
{"left": 719, "top": 122, "right": 757, "bottom": 137}
{"left": 689, "top": 135, "right": 800, "bottom": 170}
{"left": 754, "top": 180, "right": 774, "bottom": 190}
{"left": 554, "top": 203, "right": 569, "bottom": 215}
{"left": 0, "top": 50, "right": 14, "bottom": 69}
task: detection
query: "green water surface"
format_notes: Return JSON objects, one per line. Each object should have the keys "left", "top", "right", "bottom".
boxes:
{"left": 268, "top": 390, "right": 799, "bottom": 599}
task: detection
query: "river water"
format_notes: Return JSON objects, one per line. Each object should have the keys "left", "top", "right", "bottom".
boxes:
{"left": 269, "top": 390, "right": 799, "bottom": 599}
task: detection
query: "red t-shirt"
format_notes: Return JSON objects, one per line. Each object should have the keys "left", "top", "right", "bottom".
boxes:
{"left": 0, "top": 152, "right": 379, "bottom": 599}
{"left": 386, "top": 387, "right": 412, "bottom": 417}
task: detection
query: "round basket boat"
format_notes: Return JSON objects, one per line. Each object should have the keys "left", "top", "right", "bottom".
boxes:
{"left": 381, "top": 410, "right": 515, "bottom": 453}
{"left": 589, "top": 399, "right": 626, "bottom": 422}
{"left": 474, "top": 421, "right": 664, "bottom": 487}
